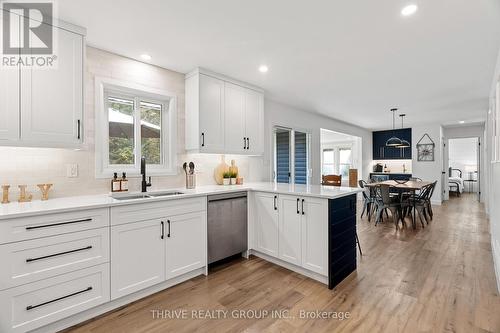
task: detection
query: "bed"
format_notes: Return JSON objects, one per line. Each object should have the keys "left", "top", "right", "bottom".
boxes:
{"left": 449, "top": 168, "right": 464, "bottom": 196}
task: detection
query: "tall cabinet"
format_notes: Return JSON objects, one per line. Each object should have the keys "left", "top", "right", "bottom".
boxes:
{"left": 0, "top": 16, "right": 85, "bottom": 148}
{"left": 185, "top": 68, "right": 264, "bottom": 155}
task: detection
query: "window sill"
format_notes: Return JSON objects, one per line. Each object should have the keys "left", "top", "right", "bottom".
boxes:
{"left": 95, "top": 169, "right": 178, "bottom": 179}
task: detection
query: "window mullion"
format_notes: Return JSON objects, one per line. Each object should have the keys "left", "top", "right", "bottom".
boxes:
{"left": 134, "top": 97, "right": 142, "bottom": 171}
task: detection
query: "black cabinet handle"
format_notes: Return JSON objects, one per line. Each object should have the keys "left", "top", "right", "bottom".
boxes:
{"left": 301, "top": 199, "right": 305, "bottom": 215}
{"left": 161, "top": 221, "right": 164, "bottom": 239}
{"left": 167, "top": 220, "right": 171, "bottom": 238}
{"left": 296, "top": 198, "right": 300, "bottom": 214}
{"left": 77, "top": 119, "right": 81, "bottom": 139}
{"left": 26, "top": 286, "right": 93, "bottom": 311}
{"left": 201, "top": 133, "right": 205, "bottom": 147}
{"left": 26, "top": 245, "right": 92, "bottom": 263}
{"left": 273, "top": 195, "right": 277, "bottom": 210}
{"left": 243, "top": 137, "right": 247, "bottom": 149}
{"left": 247, "top": 138, "right": 250, "bottom": 150}
{"left": 26, "top": 218, "right": 92, "bottom": 230}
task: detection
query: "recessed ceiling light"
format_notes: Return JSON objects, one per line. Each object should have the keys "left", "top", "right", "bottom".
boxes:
{"left": 140, "top": 54, "right": 152, "bottom": 61}
{"left": 401, "top": 4, "right": 418, "bottom": 16}
{"left": 459, "top": 120, "right": 465, "bottom": 124}
{"left": 258, "top": 65, "right": 268, "bottom": 73}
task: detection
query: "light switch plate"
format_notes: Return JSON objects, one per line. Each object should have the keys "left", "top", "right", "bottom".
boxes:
{"left": 66, "top": 164, "right": 78, "bottom": 178}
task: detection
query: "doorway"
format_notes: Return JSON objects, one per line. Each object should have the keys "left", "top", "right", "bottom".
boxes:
{"left": 447, "top": 137, "right": 480, "bottom": 201}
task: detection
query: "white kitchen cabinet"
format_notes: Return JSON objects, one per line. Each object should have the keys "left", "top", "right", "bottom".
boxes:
{"left": 186, "top": 73, "right": 225, "bottom": 152}
{"left": 185, "top": 68, "right": 264, "bottom": 155}
{"left": 301, "top": 197, "right": 328, "bottom": 275}
{"left": 111, "top": 219, "right": 166, "bottom": 300}
{"left": 224, "top": 82, "right": 246, "bottom": 153}
{"left": 278, "top": 195, "right": 302, "bottom": 265}
{"left": 244, "top": 88, "right": 264, "bottom": 154}
{"left": 165, "top": 212, "right": 206, "bottom": 280}
{"left": 0, "top": 66, "right": 19, "bottom": 142}
{"left": 254, "top": 192, "right": 279, "bottom": 257}
{"left": 20, "top": 26, "right": 84, "bottom": 147}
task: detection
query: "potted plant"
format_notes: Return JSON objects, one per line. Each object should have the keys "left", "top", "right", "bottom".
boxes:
{"left": 223, "top": 171, "right": 231, "bottom": 185}
{"left": 229, "top": 171, "right": 237, "bottom": 185}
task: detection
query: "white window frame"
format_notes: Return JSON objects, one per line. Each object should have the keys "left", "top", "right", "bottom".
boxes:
{"left": 321, "top": 143, "right": 353, "bottom": 183}
{"left": 95, "top": 77, "right": 177, "bottom": 178}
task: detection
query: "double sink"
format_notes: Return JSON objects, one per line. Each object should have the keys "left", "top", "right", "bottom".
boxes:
{"left": 112, "top": 191, "right": 185, "bottom": 201}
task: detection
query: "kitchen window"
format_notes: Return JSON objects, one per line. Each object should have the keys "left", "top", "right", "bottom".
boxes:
{"left": 95, "top": 78, "right": 177, "bottom": 177}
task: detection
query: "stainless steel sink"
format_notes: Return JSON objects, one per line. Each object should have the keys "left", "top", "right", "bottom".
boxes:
{"left": 113, "top": 194, "right": 152, "bottom": 201}
{"left": 112, "top": 191, "right": 184, "bottom": 201}
{"left": 148, "top": 191, "right": 184, "bottom": 197}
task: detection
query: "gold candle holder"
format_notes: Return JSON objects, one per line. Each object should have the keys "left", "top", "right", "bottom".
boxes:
{"left": 37, "top": 184, "right": 53, "bottom": 201}
{"left": 1, "top": 185, "right": 10, "bottom": 204}
{"left": 18, "top": 185, "right": 33, "bottom": 202}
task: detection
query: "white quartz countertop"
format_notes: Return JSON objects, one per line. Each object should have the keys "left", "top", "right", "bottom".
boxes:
{"left": 0, "top": 182, "right": 362, "bottom": 220}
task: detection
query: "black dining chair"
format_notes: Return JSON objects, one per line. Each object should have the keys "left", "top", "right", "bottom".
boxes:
{"left": 359, "top": 180, "right": 375, "bottom": 221}
{"left": 373, "top": 184, "right": 403, "bottom": 229}
{"left": 408, "top": 183, "right": 434, "bottom": 227}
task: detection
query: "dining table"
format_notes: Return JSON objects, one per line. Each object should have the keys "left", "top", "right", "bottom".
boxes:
{"left": 364, "top": 180, "right": 432, "bottom": 229}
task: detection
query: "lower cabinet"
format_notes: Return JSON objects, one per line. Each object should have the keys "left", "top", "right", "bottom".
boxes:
{"left": 165, "top": 212, "right": 206, "bottom": 280}
{"left": 111, "top": 210, "right": 207, "bottom": 300}
{"left": 254, "top": 192, "right": 279, "bottom": 257}
{"left": 253, "top": 192, "right": 328, "bottom": 276}
{"left": 111, "top": 219, "right": 166, "bottom": 300}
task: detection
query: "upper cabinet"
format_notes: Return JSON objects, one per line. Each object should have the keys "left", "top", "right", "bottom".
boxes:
{"left": 372, "top": 128, "right": 412, "bottom": 160}
{"left": 0, "top": 14, "right": 85, "bottom": 148}
{"left": 185, "top": 68, "right": 264, "bottom": 155}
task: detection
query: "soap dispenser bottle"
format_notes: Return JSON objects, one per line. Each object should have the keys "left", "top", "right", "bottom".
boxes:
{"left": 121, "top": 172, "right": 129, "bottom": 192}
{"left": 111, "top": 173, "right": 121, "bottom": 192}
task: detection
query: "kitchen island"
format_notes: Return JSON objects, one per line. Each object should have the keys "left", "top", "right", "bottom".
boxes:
{"left": 0, "top": 182, "right": 361, "bottom": 333}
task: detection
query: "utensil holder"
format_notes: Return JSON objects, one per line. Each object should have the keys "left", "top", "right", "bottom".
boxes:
{"left": 186, "top": 174, "right": 196, "bottom": 189}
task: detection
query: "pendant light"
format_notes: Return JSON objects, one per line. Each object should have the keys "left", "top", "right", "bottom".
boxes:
{"left": 398, "top": 114, "right": 410, "bottom": 148}
{"left": 386, "top": 108, "right": 402, "bottom": 147}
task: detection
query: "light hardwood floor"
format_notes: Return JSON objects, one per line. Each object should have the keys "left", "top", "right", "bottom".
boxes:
{"left": 64, "top": 193, "right": 500, "bottom": 333}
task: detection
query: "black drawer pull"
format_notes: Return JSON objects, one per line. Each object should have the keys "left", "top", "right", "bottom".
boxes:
{"left": 273, "top": 195, "right": 277, "bottom": 210}
{"left": 296, "top": 198, "right": 300, "bottom": 214}
{"left": 167, "top": 220, "right": 171, "bottom": 238}
{"left": 26, "top": 286, "right": 93, "bottom": 311}
{"left": 161, "top": 221, "right": 164, "bottom": 239}
{"left": 301, "top": 199, "right": 305, "bottom": 215}
{"left": 26, "top": 218, "right": 92, "bottom": 230}
{"left": 201, "top": 133, "right": 205, "bottom": 147}
{"left": 26, "top": 246, "right": 93, "bottom": 263}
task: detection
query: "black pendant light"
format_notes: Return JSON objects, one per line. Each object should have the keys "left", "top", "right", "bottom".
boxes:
{"left": 398, "top": 114, "right": 410, "bottom": 148}
{"left": 386, "top": 108, "right": 402, "bottom": 147}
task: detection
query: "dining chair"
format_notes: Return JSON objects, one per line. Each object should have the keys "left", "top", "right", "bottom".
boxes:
{"left": 373, "top": 184, "right": 403, "bottom": 229}
{"left": 322, "top": 174, "right": 342, "bottom": 186}
{"left": 424, "top": 181, "right": 437, "bottom": 220}
{"left": 358, "top": 180, "right": 375, "bottom": 221}
{"left": 408, "top": 184, "right": 433, "bottom": 227}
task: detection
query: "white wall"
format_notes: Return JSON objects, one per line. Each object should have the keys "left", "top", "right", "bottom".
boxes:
{"left": 0, "top": 47, "right": 263, "bottom": 199}
{"left": 486, "top": 48, "right": 500, "bottom": 292}
{"left": 263, "top": 100, "right": 373, "bottom": 185}
{"left": 411, "top": 123, "right": 443, "bottom": 204}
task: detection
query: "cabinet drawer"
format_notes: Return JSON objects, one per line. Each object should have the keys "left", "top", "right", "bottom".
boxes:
{"left": 0, "top": 263, "right": 109, "bottom": 333}
{"left": 111, "top": 197, "right": 206, "bottom": 225}
{"left": 0, "top": 208, "right": 109, "bottom": 245}
{"left": 0, "top": 228, "right": 109, "bottom": 290}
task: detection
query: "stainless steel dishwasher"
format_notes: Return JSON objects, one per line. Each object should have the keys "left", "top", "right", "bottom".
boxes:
{"left": 207, "top": 192, "right": 248, "bottom": 264}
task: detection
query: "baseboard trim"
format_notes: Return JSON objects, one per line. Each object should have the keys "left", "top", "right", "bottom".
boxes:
{"left": 492, "top": 237, "right": 500, "bottom": 294}
{"left": 33, "top": 268, "right": 206, "bottom": 333}
{"left": 249, "top": 250, "right": 328, "bottom": 285}
{"left": 431, "top": 199, "right": 442, "bottom": 206}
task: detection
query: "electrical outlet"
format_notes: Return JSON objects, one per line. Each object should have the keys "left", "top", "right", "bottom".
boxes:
{"left": 66, "top": 164, "right": 78, "bottom": 178}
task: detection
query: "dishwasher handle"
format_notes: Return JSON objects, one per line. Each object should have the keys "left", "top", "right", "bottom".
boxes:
{"left": 207, "top": 192, "right": 247, "bottom": 202}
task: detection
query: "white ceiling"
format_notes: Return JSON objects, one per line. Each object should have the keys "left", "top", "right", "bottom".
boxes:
{"left": 320, "top": 129, "right": 357, "bottom": 143}
{"left": 58, "top": 0, "right": 500, "bottom": 130}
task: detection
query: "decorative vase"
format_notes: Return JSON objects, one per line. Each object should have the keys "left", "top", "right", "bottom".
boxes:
{"left": 230, "top": 178, "right": 237, "bottom": 185}
{"left": 229, "top": 160, "right": 239, "bottom": 178}
{"left": 214, "top": 155, "right": 230, "bottom": 185}
{"left": 223, "top": 178, "right": 230, "bottom": 185}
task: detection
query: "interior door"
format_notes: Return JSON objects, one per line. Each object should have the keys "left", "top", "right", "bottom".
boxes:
{"left": 199, "top": 74, "right": 225, "bottom": 152}
{"left": 278, "top": 195, "right": 302, "bottom": 265}
{"left": 165, "top": 212, "right": 206, "bottom": 280}
{"left": 254, "top": 192, "right": 279, "bottom": 257}
{"left": 224, "top": 82, "right": 246, "bottom": 153}
{"left": 21, "top": 25, "right": 83, "bottom": 146}
{"left": 244, "top": 89, "right": 264, "bottom": 154}
{"left": 110, "top": 219, "right": 165, "bottom": 300}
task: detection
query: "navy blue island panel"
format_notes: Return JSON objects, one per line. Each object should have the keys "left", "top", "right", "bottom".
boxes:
{"left": 328, "top": 194, "right": 357, "bottom": 289}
